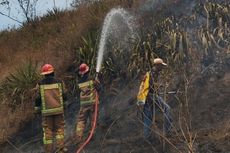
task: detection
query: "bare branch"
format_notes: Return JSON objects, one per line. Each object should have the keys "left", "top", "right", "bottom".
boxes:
{"left": 0, "top": 11, "right": 23, "bottom": 24}
{"left": 0, "top": 0, "right": 9, "bottom": 5}
{"left": 17, "top": 0, "right": 37, "bottom": 22}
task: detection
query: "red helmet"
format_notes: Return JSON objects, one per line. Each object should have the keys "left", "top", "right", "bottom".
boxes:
{"left": 41, "top": 64, "right": 54, "bottom": 75}
{"left": 79, "top": 63, "right": 89, "bottom": 75}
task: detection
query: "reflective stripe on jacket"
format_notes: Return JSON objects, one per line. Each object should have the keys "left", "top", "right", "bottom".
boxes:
{"left": 137, "top": 72, "right": 150, "bottom": 104}
{"left": 40, "top": 83, "right": 64, "bottom": 116}
{"left": 79, "top": 80, "right": 96, "bottom": 106}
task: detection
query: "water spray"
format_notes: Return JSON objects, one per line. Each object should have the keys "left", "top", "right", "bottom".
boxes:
{"left": 96, "top": 8, "right": 136, "bottom": 73}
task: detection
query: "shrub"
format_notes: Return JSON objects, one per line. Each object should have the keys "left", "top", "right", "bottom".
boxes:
{"left": 0, "top": 62, "right": 40, "bottom": 107}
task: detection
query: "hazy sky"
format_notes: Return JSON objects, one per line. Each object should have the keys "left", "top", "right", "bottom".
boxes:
{"left": 0, "top": 0, "right": 73, "bottom": 31}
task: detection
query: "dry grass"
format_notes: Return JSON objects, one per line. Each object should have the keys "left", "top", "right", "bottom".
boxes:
{"left": 0, "top": 104, "right": 33, "bottom": 143}
{"left": 0, "top": 0, "right": 142, "bottom": 144}
{"left": 0, "top": 0, "right": 140, "bottom": 77}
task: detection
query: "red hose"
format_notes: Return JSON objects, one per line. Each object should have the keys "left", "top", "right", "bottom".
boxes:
{"left": 76, "top": 91, "right": 99, "bottom": 153}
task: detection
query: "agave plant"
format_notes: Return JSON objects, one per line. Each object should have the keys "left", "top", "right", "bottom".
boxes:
{"left": 75, "top": 29, "right": 98, "bottom": 77}
{"left": 132, "top": 18, "right": 190, "bottom": 74}
{"left": 0, "top": 62, "right": 40, "bottom": 107}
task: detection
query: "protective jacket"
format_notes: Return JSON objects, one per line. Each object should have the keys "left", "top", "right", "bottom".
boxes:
{"left": 35, "top": 76, "right": 67, "bottom": 116}
{"left": 137, "top": 71, "right": 150, "bottom": 103}
{"left": 78, "top": 74, "right": 101, "bottom": 106}
{"left": 137, "top": 70, "right": 159, "bottom": 103}
{"left": 79, "top": 80, "right": 97, "bottom": 106}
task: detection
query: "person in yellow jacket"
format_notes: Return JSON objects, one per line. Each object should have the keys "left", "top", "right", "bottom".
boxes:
{"left": 35, "top": 64, "right": 67, "bottom": 153}
{"left": 137, "top": 58, "right": 172, "bottom": 139}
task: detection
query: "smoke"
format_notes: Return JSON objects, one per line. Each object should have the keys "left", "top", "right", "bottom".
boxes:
{"left": 139, "top": 0, "right": 168, "bottom": 11}
{"left": 137, "top": 0, "right": 195, "bottom": 18}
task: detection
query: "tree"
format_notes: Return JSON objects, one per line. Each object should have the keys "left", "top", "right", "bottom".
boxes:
{"left": 17, "top": 0, "right": 38, "bottom": 22}
{"left": 0, "top": 0, "right": 38, "bottom": 24}
{"left": 0, "top": 0, "right": 23, "bottom": 24}
{"left": 0, "top": 0, "right": 9, "bottom": 5}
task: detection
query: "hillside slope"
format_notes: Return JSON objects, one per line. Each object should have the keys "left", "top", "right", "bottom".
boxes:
{"left": 0, "top": 0, "right": 230, "bottom": 153}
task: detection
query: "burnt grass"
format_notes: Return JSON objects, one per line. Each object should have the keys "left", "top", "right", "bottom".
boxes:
{"left": 1, "top": 61, "right": 229, "bottom": 153}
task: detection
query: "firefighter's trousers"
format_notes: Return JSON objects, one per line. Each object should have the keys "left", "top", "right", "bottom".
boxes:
{"left": 76, "top": 104, "right": 97, "bottom": 141}
{"left": 42, "top": 114, "right": 65, "bottom": 153}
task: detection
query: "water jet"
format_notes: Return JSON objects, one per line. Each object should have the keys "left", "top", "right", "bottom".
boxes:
{"left": 96, "top": 8, "right": 136, "bottom": 73}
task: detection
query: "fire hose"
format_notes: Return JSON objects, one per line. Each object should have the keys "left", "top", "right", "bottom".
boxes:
{"left": 76, "top": 90, "right": 99, "bottom": 153}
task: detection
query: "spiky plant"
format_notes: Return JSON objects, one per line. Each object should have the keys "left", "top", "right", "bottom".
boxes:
{"left": 0, "top": 62, "right": 40, "bottom": 108}
{"left": 75, "top": 30, "right": 98, "bottom": 77}
{"left": 64, "top": 30, "right": 98, "bottom": 97}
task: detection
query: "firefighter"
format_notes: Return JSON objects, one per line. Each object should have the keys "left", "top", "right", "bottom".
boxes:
{"left": 137, "top": 58, "right": 172, "bottom": 140}
{"left": 35, "top": 64, "right": 67, "bottom": 153}
{"left": 75, "top": 63, "right": 101, "bottom": 143}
